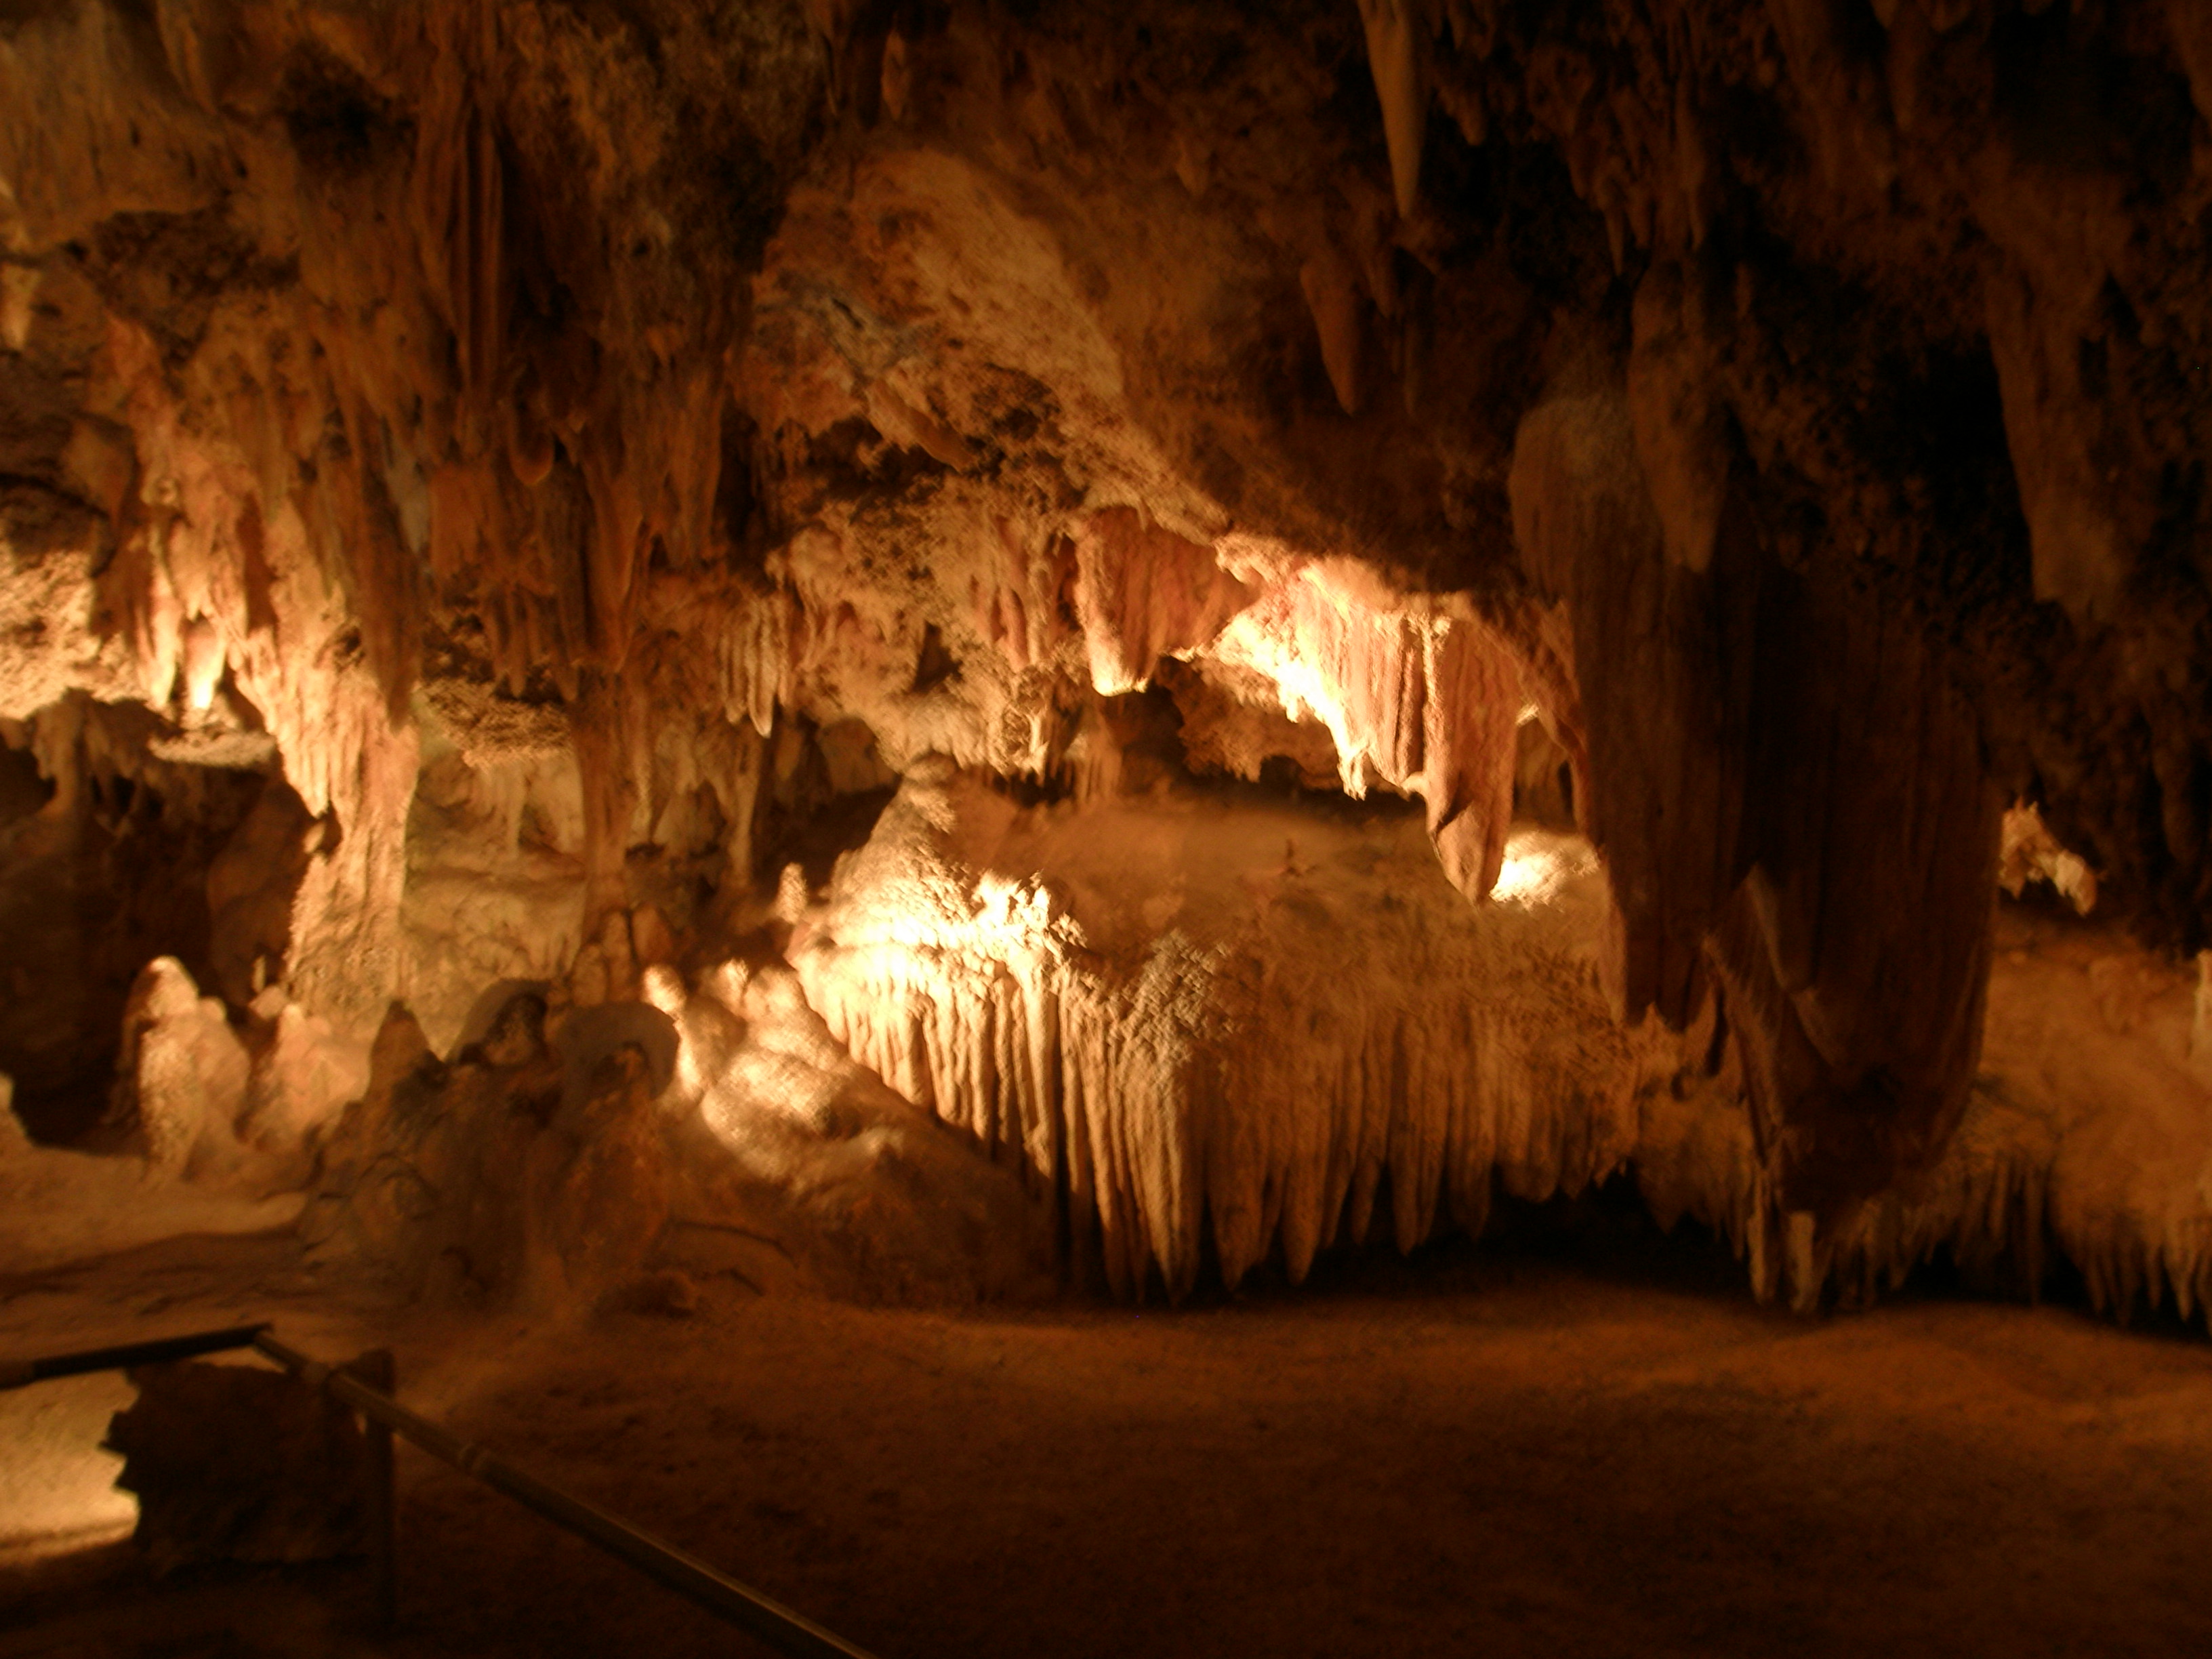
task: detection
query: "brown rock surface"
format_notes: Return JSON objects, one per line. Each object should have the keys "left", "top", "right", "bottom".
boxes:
{"left": 5, "top": 0, "right": 2212, "bottom": 1304}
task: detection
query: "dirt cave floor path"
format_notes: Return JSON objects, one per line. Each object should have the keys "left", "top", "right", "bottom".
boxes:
{"left": 3, "top": 1219, "right": 2211, "bottom": 1659}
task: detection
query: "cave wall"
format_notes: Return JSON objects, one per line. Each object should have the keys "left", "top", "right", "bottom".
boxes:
{"left": 5, "top": 0, "right": 2212, "bottom": 1252}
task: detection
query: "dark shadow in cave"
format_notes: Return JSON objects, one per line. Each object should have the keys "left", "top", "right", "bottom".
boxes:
{"left": 0, "top": 705, "right": 317, "bottom": 1147}
{"left": 756, "top": 777, "right": 899, "bottom": 895}
{"left": 1160, "top": 1173, "right": 1752, "bottom": 1315}
{"left": 1178, "top": 1170, "right": 2212, "bottom": 1348}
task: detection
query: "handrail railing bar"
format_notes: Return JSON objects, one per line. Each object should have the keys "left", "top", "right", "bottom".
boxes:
{"left": 249, "top": 1333, "right": 880, "bottom": 1659}
{"left": 0, "top": 1323, "right": 270, "bottom": 1389}
{"left": 0, "top": 1324, "right": 881, "bottom": 1659}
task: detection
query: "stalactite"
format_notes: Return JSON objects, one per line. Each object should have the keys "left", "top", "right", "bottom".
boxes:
{"left": 1421, "top": 621, "right": 1521, "bottom": 900}
{"left": 1072, "top": 508, "right": 1256, "bottom": 695}
{"left": 1355, "top": 0, "right": 1429, "bottom": 219}
{"left": 1298, "top": 253, "right": 1367, "bottom": 417}
{"left": 717, "top": 585, "right": 798, "bottom": 737}
{"left": 1203, "top": 566, "right": 1524, "bottom": 899}
{"left": 1984, "top": 263, "right": 2125, "bottom": 621}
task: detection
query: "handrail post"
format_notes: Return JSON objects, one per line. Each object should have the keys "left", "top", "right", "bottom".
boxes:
{"left": 344, "top": 1348, "right": 399, "bottom": 1635}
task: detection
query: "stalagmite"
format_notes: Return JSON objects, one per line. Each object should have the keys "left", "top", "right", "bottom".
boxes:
{"left": 242, "top": 1004, "right": 369, "bottom": 1162}
{"left": 556, "top": 1001, "right": 679, "bottom": 1115}
{"left": 110, "top": 958, "right": 250, "bottom": 1179}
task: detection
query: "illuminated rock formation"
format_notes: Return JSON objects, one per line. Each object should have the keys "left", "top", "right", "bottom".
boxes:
{"left": 4, "top": 0, "right": 2212, "bottom": 1320}
{"left": 794, "top": 765, "right": 1666, "bottom": 1298}
{"left": 298, "top": 958, "right": 1050, "bottom": 1307}
{"left": 1643, "top": 905, "right": 2212, "bottom": 1324}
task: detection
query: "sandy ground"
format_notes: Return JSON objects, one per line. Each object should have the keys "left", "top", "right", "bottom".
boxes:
{"left": 3, "top": 1216, "right": 2211, "bottom": 1659}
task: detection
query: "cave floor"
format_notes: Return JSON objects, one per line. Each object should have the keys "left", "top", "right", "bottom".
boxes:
{"left": 3, "top": 1225, "right": 2211, "bottom": 1659}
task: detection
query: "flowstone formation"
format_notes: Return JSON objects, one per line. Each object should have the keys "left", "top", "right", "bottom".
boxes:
{"left": 5, "top": 0, "right": 2212, "bottom": 1320}
{"left": 796, "top": 764, "right": 1656, "bottom": 1298}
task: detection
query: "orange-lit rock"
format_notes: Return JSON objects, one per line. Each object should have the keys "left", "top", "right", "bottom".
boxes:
{"left": 3, "top": 0, "right": 2212, "bottom": 1326}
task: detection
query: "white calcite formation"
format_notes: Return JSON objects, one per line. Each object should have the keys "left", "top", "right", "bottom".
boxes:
{"left": 793, "top": 769, "right": 2212, "bottom": 1319}
{"left": 107, "top": 955, "right": 367, "bottom": 1186}
{"left": 302, "top": 952, "right": 1050, "bottom": 1308}
{"left": 794, "top": 766, "right": 1666, "bottom": 1299}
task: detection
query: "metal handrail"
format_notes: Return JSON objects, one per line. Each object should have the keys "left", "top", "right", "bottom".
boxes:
{"left": 0, "top": 1323, "right": 270, "bottom": 1388}
{"left": 1, "top": 1324, "right": 881, "bottom": 1659}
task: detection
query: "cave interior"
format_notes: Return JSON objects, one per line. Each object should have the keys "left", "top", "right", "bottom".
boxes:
{"left": 5, "top": 1, "right": 2212, "bottom": 1654}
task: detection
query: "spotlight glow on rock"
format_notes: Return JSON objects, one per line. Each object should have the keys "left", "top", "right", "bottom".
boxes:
{"left": 0, "top": 1373, "right": 138, "bottom": 1561}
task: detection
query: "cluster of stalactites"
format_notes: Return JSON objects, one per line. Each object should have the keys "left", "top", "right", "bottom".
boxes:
{"left": 804, "top": 926, "right": 1649, "bottom": 1298}
{"left": 0, "top": 0, "right": 842, "bottom": 1021}
{"left": 1643, "top": 1071, "right": 2212, "bottom": 1330}
{"left": 1204, "top": 565, "right": 1526, "bottom": 899}
{"left": 735, "top": 495, "right": 1542, "bottom": 907}
{"left": 791, "top": 779, "right": 1654, "bottom": 1300}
